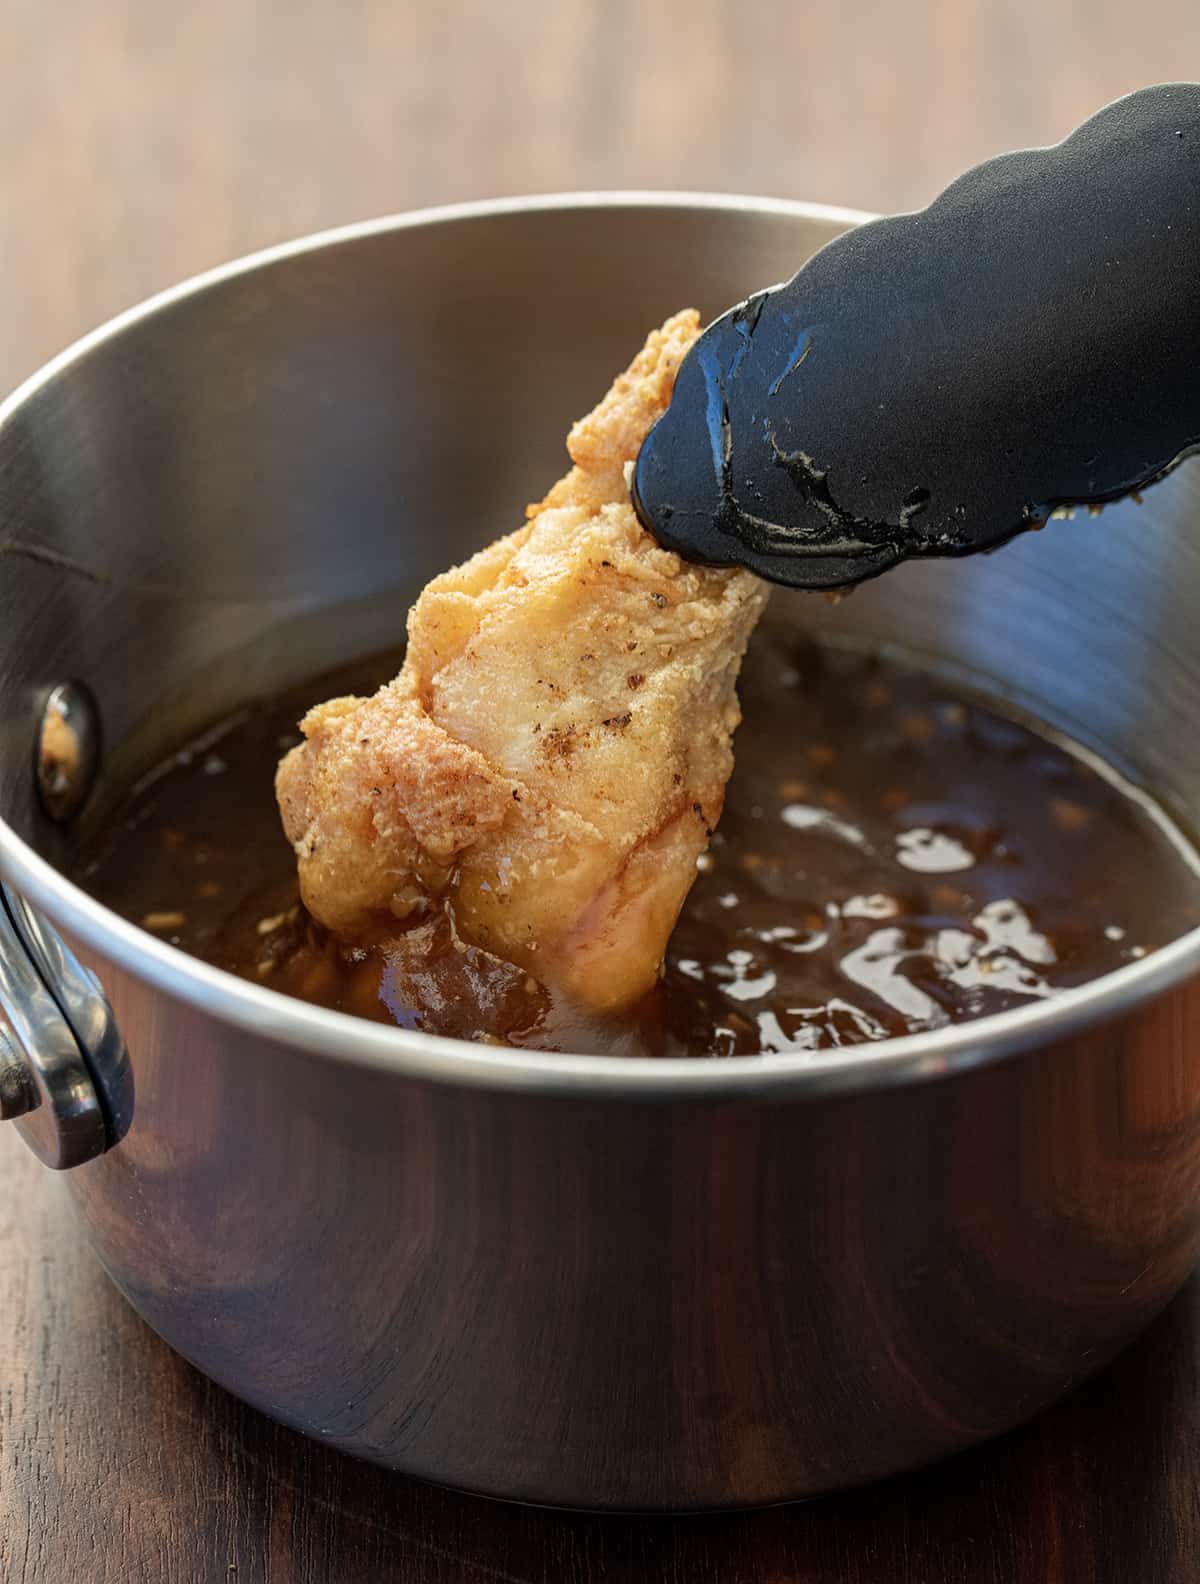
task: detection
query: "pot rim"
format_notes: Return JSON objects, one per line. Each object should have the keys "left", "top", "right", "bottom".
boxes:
{"left": 3, "top": 189, "right": 1198, "bottom": 1100}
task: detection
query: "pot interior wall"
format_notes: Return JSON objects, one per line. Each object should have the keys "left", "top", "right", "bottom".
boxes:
{"left": 2, "top": 202, "right": 1200, "bottom": 871}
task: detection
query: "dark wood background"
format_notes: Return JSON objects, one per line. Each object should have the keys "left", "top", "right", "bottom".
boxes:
{"left": 4, "top": 2, "right": 1200, "bottom": 1578}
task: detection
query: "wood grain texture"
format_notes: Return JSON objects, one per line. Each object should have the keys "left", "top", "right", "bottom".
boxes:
{"left": 4, "top": 0, "right": 1200, "bottom": 1577}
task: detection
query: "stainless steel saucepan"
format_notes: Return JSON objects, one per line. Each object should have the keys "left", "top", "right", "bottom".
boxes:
{"left": 3, "top": 196, "right": 1200, "bottom": 1510}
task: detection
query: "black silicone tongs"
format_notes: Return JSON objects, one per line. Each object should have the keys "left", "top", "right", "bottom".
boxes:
{"left": 632, "top": 83, "right": 1200, "bottom": 589}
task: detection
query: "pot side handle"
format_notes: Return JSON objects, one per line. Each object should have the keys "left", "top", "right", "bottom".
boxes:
{"left": 0, "top": 885, "right": 124, "bottom": 1169}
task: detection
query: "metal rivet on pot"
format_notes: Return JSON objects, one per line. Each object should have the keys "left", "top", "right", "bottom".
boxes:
{"left": 34, "top": 681, "right": 101, "bottom": 823}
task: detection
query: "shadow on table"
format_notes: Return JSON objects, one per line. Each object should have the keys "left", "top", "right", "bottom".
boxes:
{"left": 165, "top": 1272, "right": 1200, "bottom": 1584}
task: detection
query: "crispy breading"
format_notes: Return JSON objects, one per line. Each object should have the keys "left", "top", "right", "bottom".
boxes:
{"left": 276, "top": 311, "right": 768, "bottom": 1011}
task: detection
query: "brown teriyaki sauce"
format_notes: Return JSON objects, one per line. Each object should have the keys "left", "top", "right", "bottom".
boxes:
{"left": 74, "top": 634, "right": 1200, "bottom": 1058}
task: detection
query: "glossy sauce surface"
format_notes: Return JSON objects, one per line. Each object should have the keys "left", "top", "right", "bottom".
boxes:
{"left": 75, "top": 635, "right": 1200, "bottom": 1057}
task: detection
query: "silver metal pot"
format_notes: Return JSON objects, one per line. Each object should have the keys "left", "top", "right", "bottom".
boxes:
{"left": 3, "top": 195, "right": 1200, "bottom": 1511}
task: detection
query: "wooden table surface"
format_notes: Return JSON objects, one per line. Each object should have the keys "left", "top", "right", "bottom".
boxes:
{"left": 4, "top": 2, "right": 1200, "bottom": 1578}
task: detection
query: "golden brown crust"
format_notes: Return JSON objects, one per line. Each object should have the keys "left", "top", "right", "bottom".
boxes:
{"left": 527, "top": 309, "right": 702, "bottom": 518}
{"left": 276, "top": 309, "right": 768, "bottom": 1011}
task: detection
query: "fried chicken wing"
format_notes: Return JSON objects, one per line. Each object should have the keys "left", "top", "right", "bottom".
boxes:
{"left": 276, "top": 311, "right": 768, "bottom": 1011}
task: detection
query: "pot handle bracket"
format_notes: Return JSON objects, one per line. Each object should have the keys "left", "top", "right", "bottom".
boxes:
{"left": 0, "top": 884, "right": 130, "bottom": 1169}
